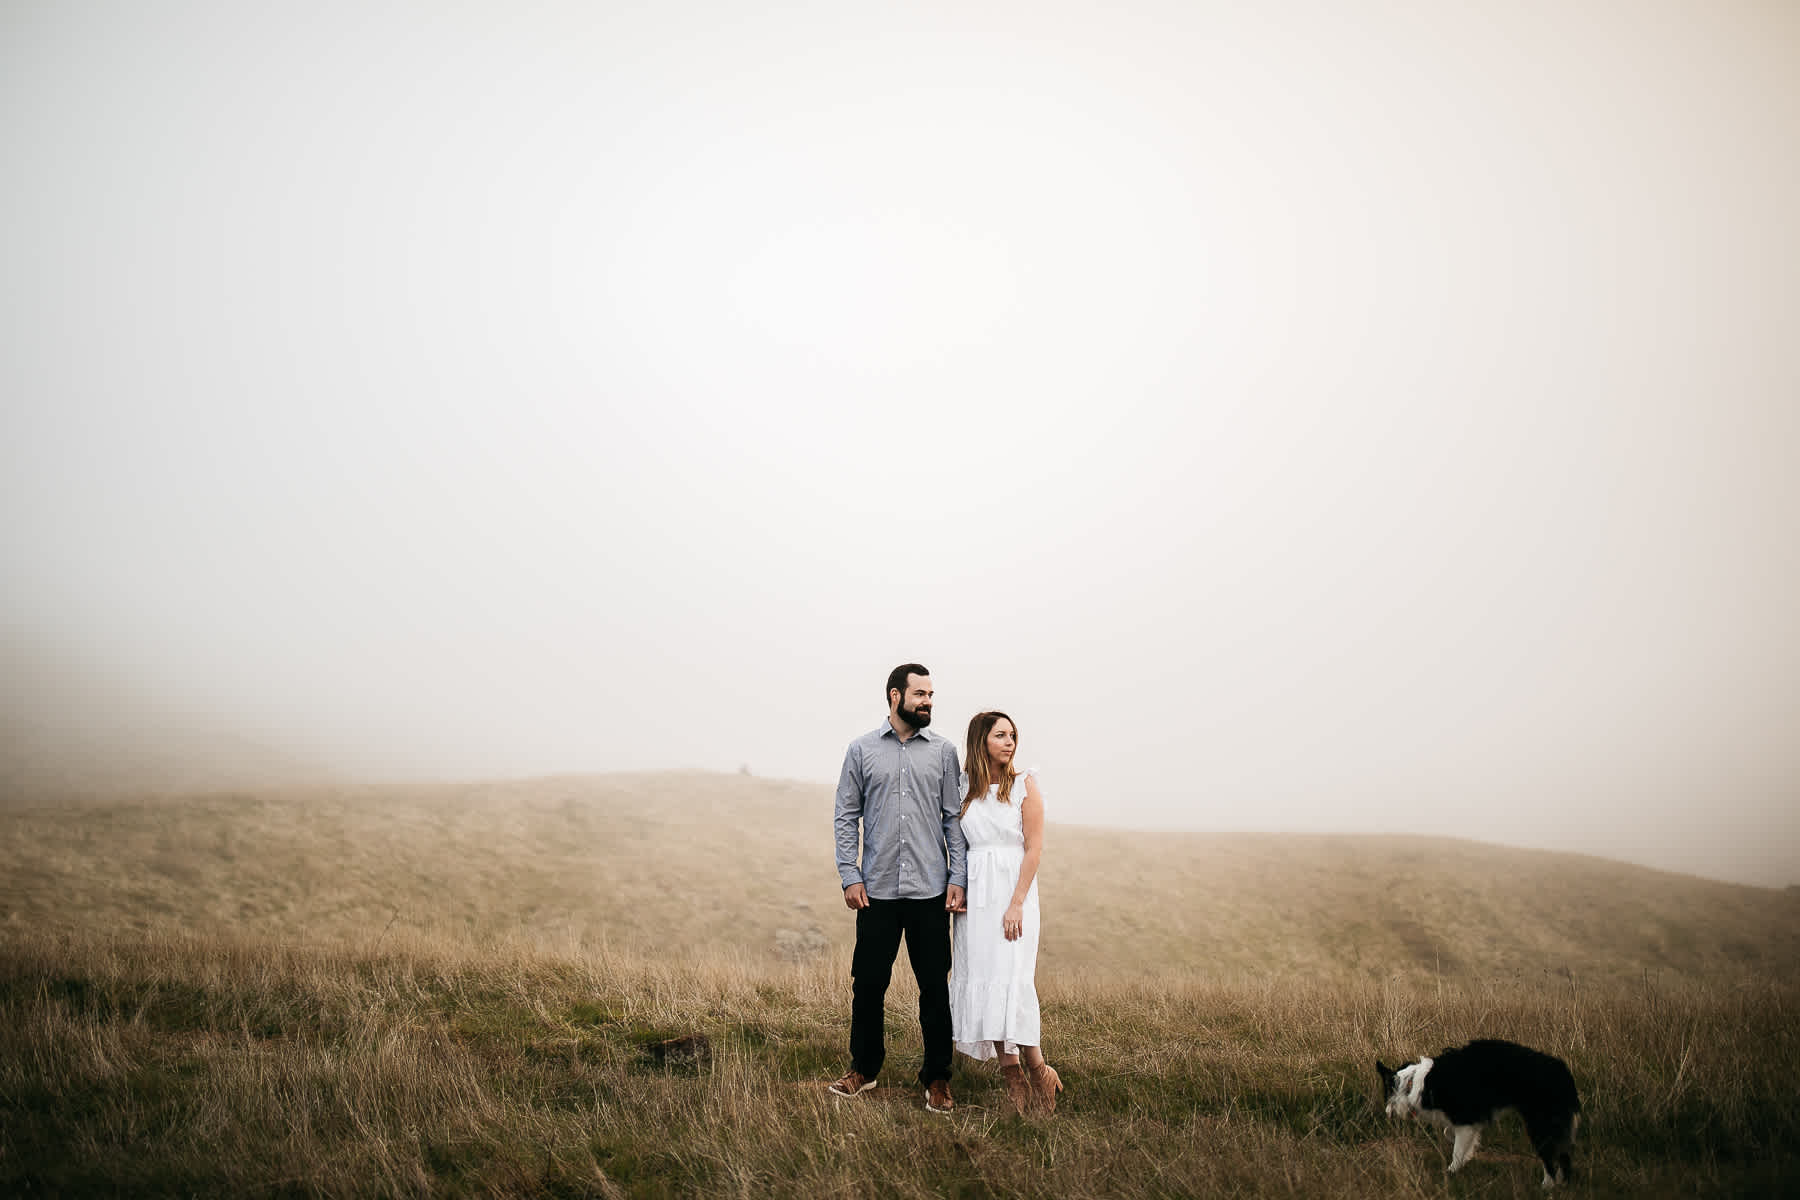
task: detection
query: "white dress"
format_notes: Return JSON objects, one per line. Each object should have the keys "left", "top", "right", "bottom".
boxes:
{"left": 950, "top": 768, "right": 1041, "bottom": 1059}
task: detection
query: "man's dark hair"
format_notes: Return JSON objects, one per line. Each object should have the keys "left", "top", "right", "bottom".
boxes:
{"left": 886, "top": 663, "right": 929, "bottom": 705}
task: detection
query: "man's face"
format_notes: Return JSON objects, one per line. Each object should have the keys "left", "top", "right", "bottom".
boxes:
{"left": 892, "top": 674, "right": 933, "bottom": 728}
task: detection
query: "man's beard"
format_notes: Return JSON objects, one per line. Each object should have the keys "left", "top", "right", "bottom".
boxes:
{"left": 901, "top": 703, "right": 932, "bottom": 729}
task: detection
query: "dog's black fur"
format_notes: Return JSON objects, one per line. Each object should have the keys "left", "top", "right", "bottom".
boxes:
{"left": 1378, "top": 1038, "right": 1581, "bottom": 1186}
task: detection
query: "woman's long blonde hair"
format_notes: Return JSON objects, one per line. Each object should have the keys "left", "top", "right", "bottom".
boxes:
{"left": 961, "top": 711, "right": 1019, "bottom": 818}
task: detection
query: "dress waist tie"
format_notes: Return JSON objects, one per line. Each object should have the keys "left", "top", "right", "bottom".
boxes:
{"left": 968, "top": 846, "right": 1023, "bottom": 908}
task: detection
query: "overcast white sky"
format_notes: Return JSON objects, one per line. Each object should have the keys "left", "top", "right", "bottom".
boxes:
{"left": 4, "top": 1, "right": 1797, "bottom": 886}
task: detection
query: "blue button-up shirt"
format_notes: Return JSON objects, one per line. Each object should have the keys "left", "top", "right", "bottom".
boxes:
{"left": 834, "top": 723, "right": 967, "bottom": 899}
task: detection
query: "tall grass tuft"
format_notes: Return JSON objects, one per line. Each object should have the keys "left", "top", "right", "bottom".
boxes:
{"left": 2, "top": 930, "right": 1795, "bottom": 1197}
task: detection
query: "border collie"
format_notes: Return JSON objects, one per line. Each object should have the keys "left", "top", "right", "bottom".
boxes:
{"left": 1377, "top": 1038, "right": 1581, "bottom": 1189}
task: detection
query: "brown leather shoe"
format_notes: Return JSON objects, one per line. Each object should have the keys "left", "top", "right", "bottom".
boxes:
{"left": 1000, "top": 1063, "right": 1031, "bottom": 1115}
{"left": 1028, "top": 1063, "right": 1063, "bottom": 1115}
{"left": 925, "top": 1079, "right": 955, "bottom": 1113}
{"left": 828, "top": 1070, "right": 875, "bottom": 1097}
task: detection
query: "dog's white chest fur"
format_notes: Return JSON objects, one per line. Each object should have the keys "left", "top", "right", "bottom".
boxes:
{"left": 1385, "top": 1057, "right": 1492, "bottom": 1178}
{"left": 1384, "top": 1057, "right": 1433, "bottom": 1121}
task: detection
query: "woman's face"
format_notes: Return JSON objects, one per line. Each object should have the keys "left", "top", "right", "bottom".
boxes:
{"left": 985, "top": 719, "right": 1017, "bottom": 767}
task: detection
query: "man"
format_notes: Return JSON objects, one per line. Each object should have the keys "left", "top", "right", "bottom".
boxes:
{"left": 828, "top": 663, "right": 968, "bottom": 1113}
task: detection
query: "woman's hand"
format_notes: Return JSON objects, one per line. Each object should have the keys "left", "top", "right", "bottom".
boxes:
{"left": 1002, "top": 902, "right": 1024, "bottom": 941}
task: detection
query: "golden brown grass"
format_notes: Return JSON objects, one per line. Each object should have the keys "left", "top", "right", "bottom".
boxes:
{"left": 4, "top": 771, "right": 1792, "bottom": 981}
{"left": 4, "top": 932, "right": 1795, "bottom": 1197}
{"left": 2, "top": 771, "right": 1796, "bottom": 1196}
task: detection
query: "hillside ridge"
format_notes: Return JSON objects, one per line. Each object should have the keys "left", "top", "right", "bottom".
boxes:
{"left": 3, "top": 770, "right": 1792, "bottom": 983}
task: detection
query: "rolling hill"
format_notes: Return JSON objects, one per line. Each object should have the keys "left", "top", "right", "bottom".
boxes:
{"left": 4, "top": 769, "right": 1797, "bottom": 1197}
{"left": 4, "top": 770, "right": 1792, "bottom": 983}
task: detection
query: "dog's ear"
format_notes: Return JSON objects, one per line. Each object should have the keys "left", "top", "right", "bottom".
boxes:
{"left": 1375, "top": 1061, "right": 1395, "bottom": 1089}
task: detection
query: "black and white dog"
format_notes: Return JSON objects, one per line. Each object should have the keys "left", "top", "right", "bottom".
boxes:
{"left": 1378, "top": 1039, "right": 1581, "bottom": 1188}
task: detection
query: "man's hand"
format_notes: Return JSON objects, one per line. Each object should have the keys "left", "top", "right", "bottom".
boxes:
{"left": 843, "top": 882, "right": 869, "bottom": 910}
{"left": 945, "top": 885, "right": 966, "bottom": 913}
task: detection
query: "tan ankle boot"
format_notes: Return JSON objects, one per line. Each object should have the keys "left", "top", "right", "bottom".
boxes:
{"left": 1027, "top": 1062, "right": 1063, "bottom": 1115}
{"left": 999, "top": 1063, "right": 1031, "bottom": 1115}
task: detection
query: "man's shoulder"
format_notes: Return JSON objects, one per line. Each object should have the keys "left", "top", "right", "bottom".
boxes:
{"left": 921, "top": 729, "right": 959, "bottom": 759}
{"left": 846, "top": 725, "right": 892, "bottom": 752}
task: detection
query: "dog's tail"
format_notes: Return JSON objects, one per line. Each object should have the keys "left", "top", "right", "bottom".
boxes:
{"left": 1528, "top": 1107, "right": 1581, "bottom": 1187}
{"left": 1558, "top": 1112, "right": 1580, "bottom": 1184}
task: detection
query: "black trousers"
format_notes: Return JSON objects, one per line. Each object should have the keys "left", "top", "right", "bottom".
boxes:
{"left": 849, "top": 894, "right": 952, "bottom": 1086}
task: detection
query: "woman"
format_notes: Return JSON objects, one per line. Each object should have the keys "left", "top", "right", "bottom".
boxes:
{"left": 949, "top": 710, "right": 1063, "bottom": 1114}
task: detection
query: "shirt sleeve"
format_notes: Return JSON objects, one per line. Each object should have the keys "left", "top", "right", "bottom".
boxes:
{"left": 940, "top": 740, "right": 967, "bottom": 889}
{"left": 834, "top": 742, "right": 865, "bottom": 889}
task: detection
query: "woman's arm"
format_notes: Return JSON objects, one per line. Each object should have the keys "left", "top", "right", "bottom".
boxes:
{"left": 1004, "top": 774, "right": 1045, "bottom": 938}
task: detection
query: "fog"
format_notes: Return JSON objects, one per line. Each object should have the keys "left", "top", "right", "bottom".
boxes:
{"left": 4, "top": 2, "right": 1796, "bottom": 886}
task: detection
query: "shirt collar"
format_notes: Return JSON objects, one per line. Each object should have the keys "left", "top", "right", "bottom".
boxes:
{"left": 878, "top": 721, "right": 934, "bottom": 742}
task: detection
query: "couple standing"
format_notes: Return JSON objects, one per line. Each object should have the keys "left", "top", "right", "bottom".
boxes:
{"left": 827, "top": 663, "right": 1063, "bottom": 1116}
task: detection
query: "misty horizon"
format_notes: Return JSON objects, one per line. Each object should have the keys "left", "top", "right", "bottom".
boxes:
{"left": 4, "top": 3, "right": 1797, "bottom": 890}
{"left": 6, "top": 634, "right": 1793, "bottom": 891}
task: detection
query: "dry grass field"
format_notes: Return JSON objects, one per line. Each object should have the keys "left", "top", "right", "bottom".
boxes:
{"left": 3, "top": 770, "right": 1797, "bottom": 1196}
